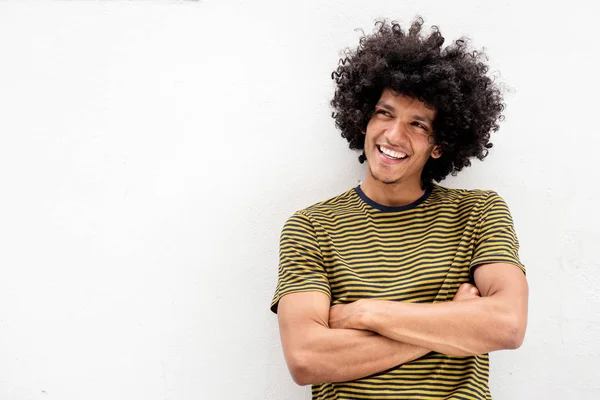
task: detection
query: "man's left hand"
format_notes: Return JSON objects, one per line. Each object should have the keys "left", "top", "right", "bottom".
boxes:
{"left": 329, "top": 300, "right": 370, "bottom": 330}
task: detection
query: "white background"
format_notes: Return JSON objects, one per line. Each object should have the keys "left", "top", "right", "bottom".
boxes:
{"left": 0, "top": 1, "right": 598, "bottom": 399}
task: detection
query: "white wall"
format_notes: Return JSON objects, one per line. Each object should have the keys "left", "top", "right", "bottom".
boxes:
{"left": 0, "top": 1, "right": 598, "bottom": 399}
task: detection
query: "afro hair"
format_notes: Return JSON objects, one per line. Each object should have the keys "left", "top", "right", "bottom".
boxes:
{"left": 331, "top": 17, "right": 505, "bottom": 187}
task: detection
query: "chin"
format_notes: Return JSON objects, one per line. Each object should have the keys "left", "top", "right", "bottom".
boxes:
{"left": 379, "top": 176, "right": 402, "bottom": 185}
{"left": 370, "top": 169, "right": 401, "bottom": 185}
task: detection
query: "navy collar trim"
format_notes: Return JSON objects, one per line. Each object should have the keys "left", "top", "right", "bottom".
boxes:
{"left": 354, "top": 185, "right": 433, "bottom": 212}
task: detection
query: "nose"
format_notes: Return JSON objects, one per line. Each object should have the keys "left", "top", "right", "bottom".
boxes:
{"left": 386, "top": 120, "right": 409, "bottom": 146}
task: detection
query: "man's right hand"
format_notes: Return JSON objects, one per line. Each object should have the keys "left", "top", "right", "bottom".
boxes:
{"left": 453, "top": 283, "right": 481, "bottom": 301}
{"left": 277, "top": 291, "right": 432, "bottom": 385}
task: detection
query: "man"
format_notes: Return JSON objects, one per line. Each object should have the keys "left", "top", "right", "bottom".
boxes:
{"left": 270, "top": 18, "right": 528, "bottom": 400}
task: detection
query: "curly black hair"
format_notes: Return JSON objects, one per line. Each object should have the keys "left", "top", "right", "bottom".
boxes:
{"left": 331, "top": 17, "right": 505, "bottom": 187}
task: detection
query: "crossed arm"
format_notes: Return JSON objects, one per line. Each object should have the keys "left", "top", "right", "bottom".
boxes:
{"left": 276, "top": 262, "right": 528, "bottom": 386}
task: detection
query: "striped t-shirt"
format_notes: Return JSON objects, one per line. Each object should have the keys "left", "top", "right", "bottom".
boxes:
{"left": 271, "top": 184, "right": 525, "bottom": 400}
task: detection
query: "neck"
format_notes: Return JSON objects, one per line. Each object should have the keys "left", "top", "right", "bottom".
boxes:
{"left": 360, "top": 175, "right": 426, "bottom": 207}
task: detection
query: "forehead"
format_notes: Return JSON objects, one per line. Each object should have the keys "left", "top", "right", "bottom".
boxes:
{"left": 378, "top": 89, "right": 436, "bottom": 119}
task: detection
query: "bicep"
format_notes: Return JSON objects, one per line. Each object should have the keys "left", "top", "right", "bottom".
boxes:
{"left": 277, "top": 291, "right": 331, "bottom": 352}
{"left": 473, "top": 262, "right": 529, "bottom": 316}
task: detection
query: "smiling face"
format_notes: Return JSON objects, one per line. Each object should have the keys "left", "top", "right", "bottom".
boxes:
{"left": 363, "top": 89, "right": 442, "bottom": 191}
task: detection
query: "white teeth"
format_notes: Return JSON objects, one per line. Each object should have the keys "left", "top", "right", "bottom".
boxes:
{"left": 379, "top": 146, "right": 407, "bottom": 159}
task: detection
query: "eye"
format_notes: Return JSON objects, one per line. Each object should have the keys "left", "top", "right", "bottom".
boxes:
{"left": 375, "top": 109, "right": 392, "bottom": 118}
{"left": 411, "top": 122, "right": 428, "bottom": 131}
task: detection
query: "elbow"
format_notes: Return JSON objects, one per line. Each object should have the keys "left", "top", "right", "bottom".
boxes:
{"left": 287, "top": 352, "right": 317, "bottom": 386}
{"left": 290, "top": 365, "right": 312, "bottom": 386}
{"left": 501, "top": 315, "right": 527, "bottom": 350}
{"left": 504, "top": 326, "right": 525, "bottom": 350}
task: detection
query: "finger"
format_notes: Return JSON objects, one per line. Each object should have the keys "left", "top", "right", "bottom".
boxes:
{"left": 457, "top": 283, "right": 473, "bottom": 293}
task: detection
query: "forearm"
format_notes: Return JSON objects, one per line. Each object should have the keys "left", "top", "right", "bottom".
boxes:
{"left": 359, "top": 296, "right": 524, "bottom": 356}
{"left": 286, "top": 326, "right": 430, "bottom": 385}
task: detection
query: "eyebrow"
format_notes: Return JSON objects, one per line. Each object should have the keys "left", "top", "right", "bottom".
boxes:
{"left": 412, "top": 115, "right": 433, "bottom": 124}
{"left": 376, "top": 101, "right": 433, "bottom": 124}
{"left": 376, "top": 102, "right": 396, "bottom": 112}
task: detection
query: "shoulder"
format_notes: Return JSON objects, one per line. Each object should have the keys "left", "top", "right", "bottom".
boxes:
{"left": 296, "top": 187, "right": 360, "bottom": 218}
{"left": 430, "top": 184, "right": 503, "bottom": 206}
{"left": 428, "top": 185, "right": 512, "bottom": 217}
{"left": 281, "top": 187, "right": 361, "bottom": 232}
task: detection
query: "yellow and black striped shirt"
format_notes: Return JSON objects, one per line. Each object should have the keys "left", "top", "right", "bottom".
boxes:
{"left": 271, "top": 184, "right": 525, "bottom": 400}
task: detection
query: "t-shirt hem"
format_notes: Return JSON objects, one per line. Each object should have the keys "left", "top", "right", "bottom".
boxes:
{"left": 270, "top": 288, "right": 332, "bottom": 314}
{"left": 470, "top": 259, "right": 526, "bottom": 276}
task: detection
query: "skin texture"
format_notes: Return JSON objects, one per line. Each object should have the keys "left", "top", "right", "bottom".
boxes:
{"left": 277, "top": 282, "right": 482, "bottom": 385}
{"left": 328, "top": 262, "right": 528, "bottom": 356}
{"left": 276, "top": 88, "right": 529, "bottom": 385}
{"left": 360, "top": 88, "right": 442, "bottom": 207}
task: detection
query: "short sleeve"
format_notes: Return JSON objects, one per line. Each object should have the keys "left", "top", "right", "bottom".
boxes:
{"left": 270, "top": 211, "right": 331, "bottom": 313}
{"left": 470, "top": 192, "right": 526, "bottom": 275}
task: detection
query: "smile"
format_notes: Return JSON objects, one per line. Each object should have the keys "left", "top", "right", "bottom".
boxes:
{"left": 377, "top": 145, "right": 408, "bottom": 160}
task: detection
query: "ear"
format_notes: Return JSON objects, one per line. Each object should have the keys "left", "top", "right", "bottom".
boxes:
{"left": 431, "top": 145, "right": 443, "bottom": 159}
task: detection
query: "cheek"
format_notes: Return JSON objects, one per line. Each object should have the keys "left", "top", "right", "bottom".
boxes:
{"left": 363, "top": 129, "right": 376, "bottom": 147}
{"left": 416, "top": 137, "right": 436, "bottom": 155}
